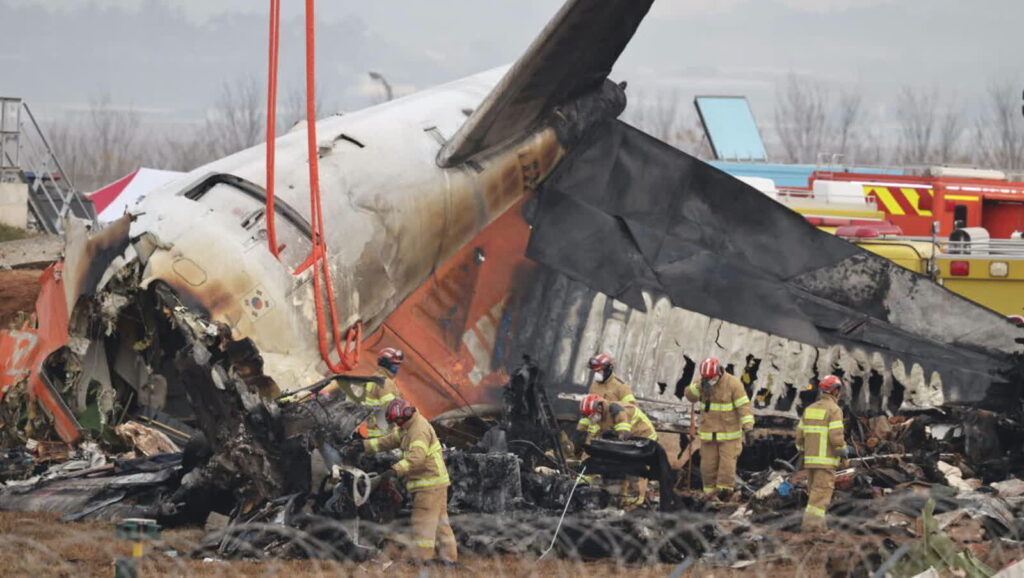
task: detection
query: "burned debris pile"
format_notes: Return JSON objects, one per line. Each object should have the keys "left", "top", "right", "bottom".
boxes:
{"left": 3, "top": 321, "right": 1024, "bottom": 571}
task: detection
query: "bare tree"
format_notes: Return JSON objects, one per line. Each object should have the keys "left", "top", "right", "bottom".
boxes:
{"left": 204, "top": 76, "right": 265, "bottom": 158}
{"left": 45, "top": 118, "right": 88, "bottom": 188}
{"left": 89, "top": 92, "right": 141, "bottom": 185}
{"left": 894, "top": 87, "right": 968, "bottom": 166}
{"left": 835, "top": 88, "right": 863, "bottom": 160}
{"left": 936, "top": 98, "right": 964, "bottom": 165}
{"left": 975, "top": 81, "right": 1024, "bottom": 170}
{"left": 154, "top": 131, "right": 214, "bottom": 172}
{"left": 895, "top": 87, "right": 939, "bottom": 165}
{"left": 774, "top": 74, "right": 829, "bottom": 164}
{"left": 45, "top": 92, "right": 142, "bottom": 190}
{"left": 623, "top": 89, "right": 708, "bottom": 157}
{"left": 277, "top": 84, "right": 327, "bottom": 133}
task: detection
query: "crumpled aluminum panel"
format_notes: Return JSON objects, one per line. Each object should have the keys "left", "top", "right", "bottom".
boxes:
{"left": 523, "top": 120, "right": 1021, "bottom": 410}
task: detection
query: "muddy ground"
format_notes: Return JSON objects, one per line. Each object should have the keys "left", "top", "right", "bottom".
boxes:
{"left": 6, "top": 511, "right": 1021, "bottom": 577}
{"left": 0, "top": 511, "right": 811, "bottom": 577}
{"left": 0, "top": 269, "right": 42, "bottom": 329}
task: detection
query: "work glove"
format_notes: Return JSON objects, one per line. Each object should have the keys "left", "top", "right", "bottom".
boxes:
{"left": 743, "top": 429, "right": 756, "bottom": 446}
{"left": 835, "top": 445, "right": 851, "bottom": 459}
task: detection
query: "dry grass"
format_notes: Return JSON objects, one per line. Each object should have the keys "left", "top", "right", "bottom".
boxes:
{"left": 0, "top": 224, "right": 31, "bottom": 243}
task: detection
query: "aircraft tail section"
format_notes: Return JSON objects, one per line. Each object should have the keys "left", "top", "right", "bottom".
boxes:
{"left": 438, "top": 0, "right": 654, "bottom": 167}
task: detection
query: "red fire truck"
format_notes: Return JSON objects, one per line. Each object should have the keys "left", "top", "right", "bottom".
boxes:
{"left": 808, "top": 167, "right": 1024, "bottom": 239}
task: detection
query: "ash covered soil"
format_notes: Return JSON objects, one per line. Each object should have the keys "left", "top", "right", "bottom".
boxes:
{"left": 6, "top": 512, "right": 1019, "bottom": 578}
{"left": 0, "top": 269, "right": 41, "bottom": 328}
{"left": 0, "top": 512, "right": 824, "bottom": 577}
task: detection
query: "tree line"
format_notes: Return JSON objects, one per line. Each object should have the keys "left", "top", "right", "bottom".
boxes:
{"left": 44, "top": 75, "right": 1024, "bottom": 192}
{"left": 45, "top": 77, "right": 324, "bottom": 191}
{"left": 626, "top": 76, "right": 1023, "bottom": 172}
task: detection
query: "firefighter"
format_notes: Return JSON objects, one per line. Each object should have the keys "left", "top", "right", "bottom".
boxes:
{"left": 684, "top": 358, "right": 754, "bottom": 501}
{"left": 796, "top": 375, "right": 849, "bottom": 532}
{"left": 364, "top": 348, "right": 405, "bottom": 438}
{"left": 577, "top": 354, "right": 637, "bottom": 442}
{"left": 579, "top": 393, "right": 658, "bottom": 507}
{"left": 361, "top": 399, "right": 457, "bottom": 565}
{"left": 579, "top": 393, "right": 658, "bottom": 442}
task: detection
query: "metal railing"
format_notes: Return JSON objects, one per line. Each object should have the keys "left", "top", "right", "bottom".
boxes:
{"left": 0, "top": 96, "right": 94, "bottom": 233}
{"left": 897, "top": 236, "right": 1024, "bottom": 257}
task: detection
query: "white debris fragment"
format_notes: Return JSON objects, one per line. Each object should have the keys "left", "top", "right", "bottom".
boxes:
{"left": 937, "top": 461, "right": 978, "bottom": 493}
{"left": 992, "top": 478, "right": 1024, "bottom": 498}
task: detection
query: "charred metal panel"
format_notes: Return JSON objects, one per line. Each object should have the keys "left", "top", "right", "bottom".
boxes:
{"left": 61, "top": 214, "right": 133, "bottom": 313}
{"left": 526, "top": 120, "right": 1021, "bottom": 406}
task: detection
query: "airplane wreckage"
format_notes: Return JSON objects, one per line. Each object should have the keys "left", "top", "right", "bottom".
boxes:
{"left": 2, "top": 0, "right": 1024, "bottom": 567}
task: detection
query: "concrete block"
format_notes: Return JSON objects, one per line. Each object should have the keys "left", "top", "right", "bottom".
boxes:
{"left": 0, "top": 182, "right": 28, "bottom": 229}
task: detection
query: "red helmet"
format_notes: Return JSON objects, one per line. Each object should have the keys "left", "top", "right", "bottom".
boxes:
{"left": 385, "top": 398, "right": 415, "bottom": 425}
{"left": 818, "top": 375, "right": 843, "bottom": 395}
{"left": 378, "top": 347, "right": 405, "bottom": 366}
{"left": 580, "top": 393, "right": 605, "bottom": 417}
{"left": 588, "top": 353, "right": 614, "bottom": 372}
{"left": 699, "top": 358, "right": 721, "bottom": 379}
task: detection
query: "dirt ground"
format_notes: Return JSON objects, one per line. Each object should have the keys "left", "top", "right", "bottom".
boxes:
{"left": 0, "top": 269, "right": 42, "bottom": 329}
{"left": 0, "top": 511, "right": 982, "bottom": 578}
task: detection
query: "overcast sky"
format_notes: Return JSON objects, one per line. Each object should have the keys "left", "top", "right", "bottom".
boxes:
{"left": 2, "top": 0, "right": 1021, "bottom": 129}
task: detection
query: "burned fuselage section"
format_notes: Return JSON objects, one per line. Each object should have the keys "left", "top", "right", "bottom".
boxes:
{"left": 515, "top": 119, "right": 1024, "bottom": 421}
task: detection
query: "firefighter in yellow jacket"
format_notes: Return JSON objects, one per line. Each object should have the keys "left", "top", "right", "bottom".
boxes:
{"left": 577, "top": 354, "right": 636, "bottom": 441}
{"left": 684, "top": 358, "right": 754, "bottom": 500}
{"left": 579, "top": 393, "right": 658, "bottom": 507}
{"left": 362, "top": 399, "right": 457, "bottom": 564}
{"left": 579, "top": 394, "right": 658, "bottom": 442}
{"left": 796, "top": 375, "right": 849, "bottom": 531}
{"left": 364, "top": 348, "right": 405, "bottom": 438}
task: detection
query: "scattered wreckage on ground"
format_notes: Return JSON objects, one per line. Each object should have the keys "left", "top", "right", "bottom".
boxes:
{"left": 3, "top": 0, "right": 1024, "bottom": 573}
{"left": 3, "top": 352, "right": 1024, "bottom": 574}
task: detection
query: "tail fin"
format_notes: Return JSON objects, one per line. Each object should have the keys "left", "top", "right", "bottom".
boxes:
{"left": 438, "top": 0, "right": 654, "bottom": 167}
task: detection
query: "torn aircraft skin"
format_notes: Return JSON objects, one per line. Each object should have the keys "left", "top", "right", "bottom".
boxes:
{"left": 523, "top": 120, "right": 1024, "bottom": 414}
{"left": 1, "top": 0, "right": 1020, "bottom": 457}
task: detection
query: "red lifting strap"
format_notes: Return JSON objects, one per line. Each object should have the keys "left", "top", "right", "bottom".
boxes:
{"left": 265, "top": 0, "right": 281, "bottom": 259}
{"left": 265, "top": 0, "right": 360, "bottom": 372}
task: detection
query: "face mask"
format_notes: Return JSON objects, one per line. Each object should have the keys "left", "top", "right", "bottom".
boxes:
{"left": 388, "top": 363, "right": 401, "bottom": 375}
{"left": 593, "top": 370, "right": 607, "bottom": 383}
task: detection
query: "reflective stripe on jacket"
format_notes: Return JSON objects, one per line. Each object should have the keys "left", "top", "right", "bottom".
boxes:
{"left": 576, "top": 374, "right": 636, "bottom": 434}
{"left": 364, "top": 367, "right": 402, "bottom": 438}
{"left": 364, "top": 412, "right": 450, "bottom": 492}
{"left": 683, "top": 372, "right": 754, "bottom": 441}
{"left": 796, "top": 393, "right": 845, "bottom": 469}
{"left": 597, "top": 402, "right": 658, "bottom": 441}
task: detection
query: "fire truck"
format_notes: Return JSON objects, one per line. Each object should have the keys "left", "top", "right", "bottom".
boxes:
{"left": 743, "top": 167, "right": 1024, "bottom": 317}
{"left": 810, "top": 166, "right": 1024, "bottom": 238}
